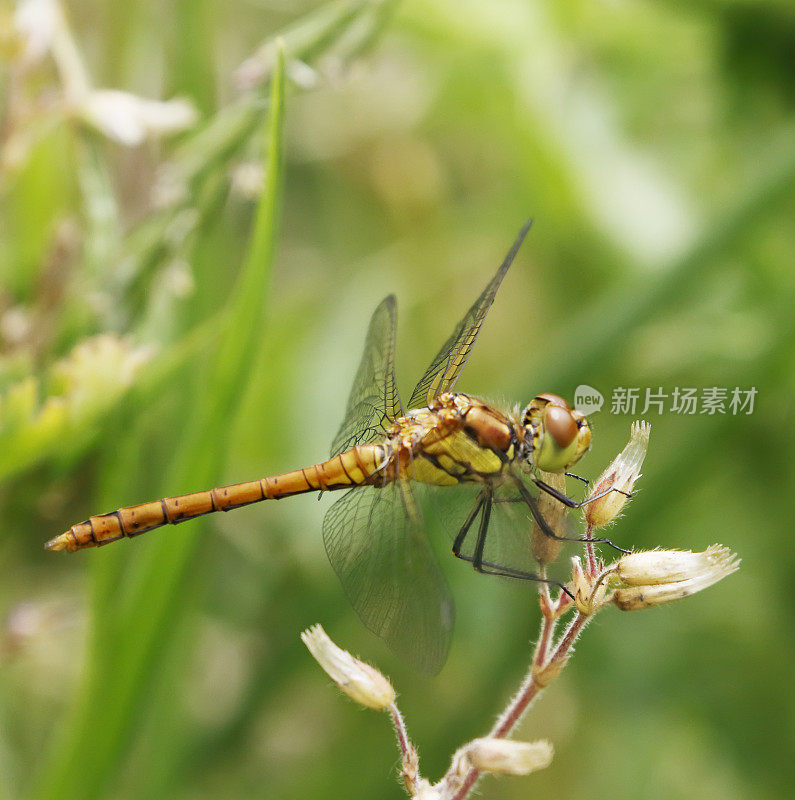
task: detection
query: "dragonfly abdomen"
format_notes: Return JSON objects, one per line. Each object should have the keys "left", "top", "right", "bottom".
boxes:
{"left": 45, "top": 445, "right": 387, "bottom": 552}
{"left": 265, "top": 445, "right": 387, "bottom": 494}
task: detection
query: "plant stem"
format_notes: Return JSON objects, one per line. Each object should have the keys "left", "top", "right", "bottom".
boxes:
{"left": 448, "top": 608, "right": 591, "bottom": 800}
{"left": 532, "top": 589, "right": 556, "bottom": 669}
{"left": 585, "top": 524, "right": 598, "bottom": 575}
{"left": 390, "top": 703, "right": 420, "bottom": 795}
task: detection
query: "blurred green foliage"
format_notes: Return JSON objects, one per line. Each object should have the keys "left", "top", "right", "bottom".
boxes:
{"left": 0, "top": 1, "right": 793, "bottom": 799}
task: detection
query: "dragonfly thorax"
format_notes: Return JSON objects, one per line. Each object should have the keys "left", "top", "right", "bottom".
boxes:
{"left": 382, "top": 393, "right": 519, "bottom": 488}
{"left": 522, "top": 393, "right": 591, "bottom": 473}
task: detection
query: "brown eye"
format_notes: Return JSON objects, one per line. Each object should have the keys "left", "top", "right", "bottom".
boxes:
{"left": 536, "top": 392, "right": 569, "bottom": 409}
{"left": 544, "top": 405, "right": 578, "bottom": 449}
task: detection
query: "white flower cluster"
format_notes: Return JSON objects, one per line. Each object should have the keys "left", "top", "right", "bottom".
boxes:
{"left": 12, "top": 0, "right": 197, "bottom": 145}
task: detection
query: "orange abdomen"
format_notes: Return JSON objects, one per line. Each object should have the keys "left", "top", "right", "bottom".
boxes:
{"left": 46, "top": 445, "right": 387, "bottom": 552}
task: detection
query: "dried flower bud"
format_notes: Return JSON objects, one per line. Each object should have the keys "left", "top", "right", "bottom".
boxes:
{"left": 301, "top": 624, "right": 395, "bottom": 710}
{"left": 531, "top": 470, "right": 566, "bottom": 565}
{"left": 584, "top": 420, "right": 650, "bottom": 528}
{"left": 465, "top": 738, "right": 553, "bottom": 776}
{"left": 613, "top": 545, "right": 739, "bottom": 610}
{"left": 531, "top": 657, "right": 566, "bottom": 687}
{"left": 411, "top": 780, "right": 441, "bottom": 800}
{"left": 568, "top": 557, "right": 609, "bottom": 615}
{"left": 570, "top": 557, "right": 590, "bottom": 613}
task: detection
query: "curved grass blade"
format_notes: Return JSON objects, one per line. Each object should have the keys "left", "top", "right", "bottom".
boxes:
{"left": 30, "top": 41, "right": 287, "bottom": 800}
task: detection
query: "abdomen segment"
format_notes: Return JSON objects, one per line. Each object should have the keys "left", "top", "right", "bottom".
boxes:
{"left": 45, "top": 445, "right": 386, "bottom": 552}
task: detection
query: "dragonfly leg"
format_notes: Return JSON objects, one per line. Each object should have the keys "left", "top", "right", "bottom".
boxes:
{"left": 565, "top": 471, "right": 590, "bottom": 491}
{"left": 471, "top": 492, "right": 492, "bottom": 571}
{"left": 451, "top": 490, "right": 575, "bottom": 599}
{"left": 452, "top": 493, "right": 485, "bottom": 556}
{"left": 453, "top": 549, "right": 574, "bottom": 599}
{"left": 511, "top": 475, "right": 630, "bottom": 554}
{"left": 534, "top": 477, "right": 631, "bottom": 509}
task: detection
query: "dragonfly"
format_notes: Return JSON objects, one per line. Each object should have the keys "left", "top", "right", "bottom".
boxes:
{"left": 46, "top": 222, "right": 623, "bottom": 673}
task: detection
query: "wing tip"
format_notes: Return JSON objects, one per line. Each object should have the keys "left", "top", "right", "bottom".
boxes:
{"left": 511, "top": 217, "right": 534, "bottom": 254}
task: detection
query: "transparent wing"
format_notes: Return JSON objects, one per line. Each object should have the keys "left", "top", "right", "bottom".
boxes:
{"left": 330, "top": 295, "right": 403, "bottom": 458}
{"left": 322, "top": 481, "right": 455, "bottom": 674}
{"left": 406, "top": 221, "right": 532, "bottom": 410}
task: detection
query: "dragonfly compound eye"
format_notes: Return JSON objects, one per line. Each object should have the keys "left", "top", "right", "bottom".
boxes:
{"left": 571, "top": 409, "right": 591, "bottom": 453}
{"left": 532, "top": 403, "right": 590, "bottom": 473}
{"left": 544, "top": 405, "right": 578, "bottom": 449}
{"left": 522, "top": 392, "right": 569, "bottom": 427}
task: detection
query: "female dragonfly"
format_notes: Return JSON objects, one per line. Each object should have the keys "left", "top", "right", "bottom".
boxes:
{"left": 47, "top": 222, "right": 621, "bottom": 673}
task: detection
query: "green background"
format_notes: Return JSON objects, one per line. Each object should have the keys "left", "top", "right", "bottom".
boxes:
{"left": 1, "top": 1, "right": 793, "bottom": 799}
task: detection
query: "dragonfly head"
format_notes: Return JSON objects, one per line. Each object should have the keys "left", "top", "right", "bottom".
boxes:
{"left": 522, "top": 393, "right": 591, "bottom": 473}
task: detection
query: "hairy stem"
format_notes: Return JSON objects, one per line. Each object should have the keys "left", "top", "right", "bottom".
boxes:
{"left": 390, "top": 702, "right": 420, "bottom": 795}
{"left": 585, "top": 525, "right": 598, "bottom": 575}
{"left": 448, "top": 606, "right": 591, "bottom": 800}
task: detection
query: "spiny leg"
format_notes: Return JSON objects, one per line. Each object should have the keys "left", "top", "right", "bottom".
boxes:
{"left": 452, "top": 490, "right": 574, "bottom": 599}
{"left": 471, "top": 492, "right": 492, "bottom": 572}
{"left": 510, "top": 475, "right": 630, "bottom": 553}
{"left": 498, "top": 446, "right": 627, "bottom": 519}
{"left": 534, "top": 477, "right": 631, "bottom": 509}
{"left": 452, "top": 493, "right": 484, "bottom": 556}
{"left": 454, "top": 551, "right": 575, "bottom": 600}
{"left": 565, "top": 471, "right": 590, "bottom": 491}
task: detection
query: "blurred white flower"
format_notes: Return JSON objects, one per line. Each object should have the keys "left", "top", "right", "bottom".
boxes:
{"left": 301, "top": 624, "right": 395, "bottom": 710}
{"left": 51, "top": 334, "right": 155, "bottom": 412}
{"left": 13, "top": 0, "right": 60, "bottom": 65}
{"left": 75, "top": 90, "right": 198, "bottom": 146}
{"left": 162, "top": 259, "right": 195, "bottom": 299}
{"left": 235, "top": 39, "right": 280, "bottom": 90}
{"left": 11, "top": 1, "right": 196, "bottom": 145}
{"left": 0, "top": 306, "right": 33, "bottom": 345}
{"left": 230, "top": 161, "right": 266, "bottom": 200}
{"left": 613, "top": 545, "right": 740, "bottom": 610}
{"left": 286, "top": 58, "right": 319, "bottom": 90}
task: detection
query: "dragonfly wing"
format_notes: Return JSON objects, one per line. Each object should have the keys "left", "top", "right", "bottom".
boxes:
{"left": 406, "top": 221, "right": 532, "bottom": 411}
{"left": 330, "top": 295, "right": 403, "bottom": 458}
{"left": 323, "top": 481, "right": 455, "bottom": 674}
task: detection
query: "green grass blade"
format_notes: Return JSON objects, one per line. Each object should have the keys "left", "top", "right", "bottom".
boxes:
{"left": 29, "top": 43, "right": 286, "bottom": 800}
{"left": 236, "top": 0, "right": 367, "bottom": 89}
